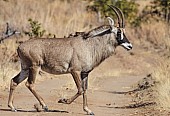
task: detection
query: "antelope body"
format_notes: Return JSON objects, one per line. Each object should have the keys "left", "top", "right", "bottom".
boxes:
{"left": 8, "top": 5, "right": 132, "bottom": 115}
{"left": 19, "top": 36, "right": 115, "bottom": 74}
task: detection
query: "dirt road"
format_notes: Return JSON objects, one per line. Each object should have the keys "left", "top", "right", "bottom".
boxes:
{"left": 0, "top": 73, "right": 145, "bottom": 116}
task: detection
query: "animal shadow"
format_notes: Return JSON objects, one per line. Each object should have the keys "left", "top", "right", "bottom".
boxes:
{"left": 0, "top": 108, "right": 69, "bottom": 113}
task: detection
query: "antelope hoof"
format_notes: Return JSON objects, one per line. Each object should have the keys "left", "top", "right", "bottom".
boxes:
{"left": 88, "top": 112, "right": 95, "bottom": 115}
{"left": 8, "top": 105, "right": 17, "bottom": 112}
{"left": 11, "top": 108, "right": 17, "bottom": 112}
{"left": 58, "top": 98, "right": 70, "bottom": 104}
{"left": 84, "top": 107, "right": 94, "bottom": 115}
{"left": 43, "top": 106, "right": 49, "bottom": 112}
{"left": 34, "top": 104, "right": 43, "bottom": 112}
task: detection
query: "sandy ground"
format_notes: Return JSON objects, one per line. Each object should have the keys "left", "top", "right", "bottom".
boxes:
{"left": 0, "top": 75, "right": 145, "bottom": 116}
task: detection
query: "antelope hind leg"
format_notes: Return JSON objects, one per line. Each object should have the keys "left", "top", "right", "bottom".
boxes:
{"left": 8, "top": 79, "right": 18, "bottom": 112}
{"left": 8, "top": 69, "right": 29, "bottom": 111}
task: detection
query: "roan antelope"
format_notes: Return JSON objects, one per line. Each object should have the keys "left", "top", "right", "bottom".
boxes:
{"left": 8, "top": 5, "right": 132, "bottom": 115}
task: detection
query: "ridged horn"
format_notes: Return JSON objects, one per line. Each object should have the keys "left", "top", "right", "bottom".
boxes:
{"left": 111, "top": 5, "right": 125, "bottom": 28}
{"left": 107, "top": 4, "right": 121, "bottom": 27}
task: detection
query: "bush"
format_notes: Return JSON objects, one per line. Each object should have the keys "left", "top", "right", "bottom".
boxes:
{"left": 87, "top": 0, "right": 139, "bottom": 25}
{"left": 141, "top": 0, "right": 170, "bottom": 23}
{"left": 25, "top": 18, "right": 46, "bottom": 38}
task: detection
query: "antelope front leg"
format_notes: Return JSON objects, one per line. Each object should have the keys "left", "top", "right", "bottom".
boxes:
{"left": 58, "top": 71, "right": 83, "bottom": 104}
{"left": 81, "top": 72, "right": 94, "bottom": 115}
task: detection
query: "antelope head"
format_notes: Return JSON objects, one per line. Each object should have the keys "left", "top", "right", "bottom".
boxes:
{"left": 107, "top": 5, "right": 132, "bottom": 50}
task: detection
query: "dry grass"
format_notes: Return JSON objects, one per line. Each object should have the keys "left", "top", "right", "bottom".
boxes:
{"left": 0, "top": 0, "right": 96, "bottom": 37}
{"left": 143, "top": 19, "right": 170, "bottom": 111}
{"left": 133, "top": 20, "right": 170, "bottom": 110}
{"left": 126, "top": 8, "right": 170, "bottom": 110}
{"left": 0, "top": 39, "right": 20, "bottom": 89}
{"left": 127, "top": 21, "right": 170, "bottom": 50}
{"left": 0, "top": 0, "right": 97, "bottom": 89}
{"left": 153, "top": 59, "right": 170, "bottom": 110}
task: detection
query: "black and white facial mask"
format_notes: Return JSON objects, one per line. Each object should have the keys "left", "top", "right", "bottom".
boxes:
{"left": 116, "top": 29, "right": 132, "bottom": 50}
{"left": 107, "top": 16, "right": 132, "bottom": 51}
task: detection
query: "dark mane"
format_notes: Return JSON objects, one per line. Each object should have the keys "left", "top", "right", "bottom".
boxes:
{"left": 65, "top": 25, "right": 112, "bottom": 39}
{"left": 83, "top": 25, "right": 111, "bottom": 39}
{"left": 66, "top": 32, "right": 85, "bottom": 38}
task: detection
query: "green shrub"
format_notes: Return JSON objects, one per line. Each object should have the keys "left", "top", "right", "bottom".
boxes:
{"left": 141, "top": 0, "right": 170, "bottom": 23}
{"left": 25, "top": 18, "right": 46, "bottom": 38}
{"left": 87, "top": 0, "right": 139, "bottom": 26}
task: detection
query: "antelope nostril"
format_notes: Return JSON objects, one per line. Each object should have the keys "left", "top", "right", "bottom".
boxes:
{"left": 129, "top": 45, "right": 132, "bottom": 49}
{"left": 129, "top": 46, "right": 132, "bottom": 49}
{"left": 128, "top": 43, "right": 132, "bottom": 49}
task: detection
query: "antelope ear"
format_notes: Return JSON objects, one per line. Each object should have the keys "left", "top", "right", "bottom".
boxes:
{"left": 107, "top": 17, "right": 114, "bottom": 26}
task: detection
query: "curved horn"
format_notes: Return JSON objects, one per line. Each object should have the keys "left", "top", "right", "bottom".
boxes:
{"left": 111, "top": 5, "right": 125, "bottom": 28}
{"left": 107, "top": 4, "right": 121, "bottom": 27}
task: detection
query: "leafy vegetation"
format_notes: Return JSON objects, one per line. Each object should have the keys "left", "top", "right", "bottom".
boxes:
{"left": 141, "top": 0, "right": 170, "bottom": 23}
{"left": 87, "top": 0, "right": 139, "bottom": 25}
{"left": 87, "top": 0, "right": 169, "bottom": 26}
{"left": 25, "top": 18, "right": 46, "bottom": 38}
{"left": 24, "top": 18, "right": 57, "bottom": 38}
